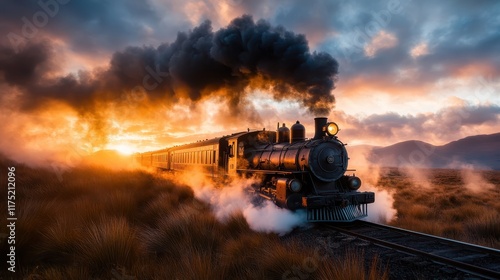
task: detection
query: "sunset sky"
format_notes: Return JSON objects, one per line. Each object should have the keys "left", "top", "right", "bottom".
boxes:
{"left": 0, "top": 0, "right": 499, "bottom": 165}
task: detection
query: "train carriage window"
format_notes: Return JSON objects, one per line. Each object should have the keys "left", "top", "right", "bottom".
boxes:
{"left": 228, "top": 145, "right": 233, "bottom": 158}
{"left": 238, "top": 142, "right": 244, "bottom": 156}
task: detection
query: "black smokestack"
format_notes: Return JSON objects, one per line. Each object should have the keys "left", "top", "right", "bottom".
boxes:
{"left": 1, "top": 15, "right": 339, "bottom": 116}
{"left": 314, "top": 117, "right": 328, "bottom": 139}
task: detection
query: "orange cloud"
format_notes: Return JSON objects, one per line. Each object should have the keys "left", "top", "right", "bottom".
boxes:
{"left": 410, "top": 42, "right": 429, "bottom": 58}
{"left": 364, "top": 30, "right": 398, "bottom": 57}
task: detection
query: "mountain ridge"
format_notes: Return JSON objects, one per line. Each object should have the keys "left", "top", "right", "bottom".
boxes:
{"left": 351, "top": 132, "right": 500, "bottom": 170}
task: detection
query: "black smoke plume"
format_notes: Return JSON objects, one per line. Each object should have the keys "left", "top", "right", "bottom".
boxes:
{"left": 0, "top": 15, "right": 339, "bottom": 116}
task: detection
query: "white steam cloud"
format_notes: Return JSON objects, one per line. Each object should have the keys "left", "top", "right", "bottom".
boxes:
{"left": 458, "top": 164, "right": 496, "bottom": 193}
{"left": 347, "top": 146, "right": 398, "bottom": 224}
{"left": 364, "top": 186, "right": 397, "bottom": 223}
{"left": 170, "top": 168, "right": 308, "bottom": 235}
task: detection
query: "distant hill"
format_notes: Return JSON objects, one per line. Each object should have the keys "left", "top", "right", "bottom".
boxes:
{"left": 355, "top": 133, "right": 500, "bottom": 170}
{"left": 82, "top": 150, "right": 137, "bottom": 169}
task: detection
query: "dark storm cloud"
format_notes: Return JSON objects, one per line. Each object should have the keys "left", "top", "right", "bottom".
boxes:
{"left": 0, "top": 15, "right": 339, "bottom": 116}
{"left": 0, "top": 0, "right": 188, "bottom": 55}
{"left": 272, "top": 0, "right": 346, "bottom": 37}
{"left": 301, "top": 0, "right": 500, "bottom": 90}
{"left": 145, "top": 0, "right": 500, "bottom": 101}
{"left": 338, "top": 104, "right": 500, "bottom": 142}
{"left": 0, "top": 41, "right": 52, "bottom": 85}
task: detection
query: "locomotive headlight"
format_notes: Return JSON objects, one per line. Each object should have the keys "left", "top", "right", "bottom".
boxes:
{"left": 288, "top": 179, "right": 302, "bottom": 192}
{"left": 347, "top": 176, "right": 362, "bottom": 190}
{"left": 325, "top": 122, "right": 339, "bottom": 136}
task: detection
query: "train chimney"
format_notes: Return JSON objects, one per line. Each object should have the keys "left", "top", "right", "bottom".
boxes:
{"left": 291, "top": 121, "right": 305, "bottom": 143}
{"left": 277, "top": 123, "right": 290, "bottom": 143}
{"left": 313, "top": 117, "right": 327, "bottom": 139}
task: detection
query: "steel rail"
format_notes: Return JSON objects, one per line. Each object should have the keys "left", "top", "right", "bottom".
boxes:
{"left": 325, "top": 221, "right": 500, "bottom": 279}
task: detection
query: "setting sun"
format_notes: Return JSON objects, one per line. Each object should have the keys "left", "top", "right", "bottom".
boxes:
{"left": 108, "top": 144, "right": 136, "bottom": 155}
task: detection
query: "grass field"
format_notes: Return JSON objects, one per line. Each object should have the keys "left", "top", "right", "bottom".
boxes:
{"left": 0, "top": 157, "right": 386, "bottom": 279}
{"left": 4, "top": 152, "right": 496, "bottom": 279}
{"left": 375, "top": 167, "right": 500, "bottom": 249}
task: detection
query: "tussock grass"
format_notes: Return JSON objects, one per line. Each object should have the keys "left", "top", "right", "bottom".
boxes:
{"left": 0, "top": 158, "right": 387, "bottom": 279}
{"left": 318, "top": 250, "right": 388, "bottom": 280}
{"left": 34, "top": 216, "right": 82, "bottom": 265}
{"left": 378, "top": 167, "right": 500, "bottom": 249}
{"left": 464, "top": 213, "right": 500, "bottom": 248}
{"left": 77, "top": 216, "right": 140, "bottom": 273}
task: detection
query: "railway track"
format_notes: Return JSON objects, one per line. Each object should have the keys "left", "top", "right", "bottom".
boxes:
{"left": 325, "top": 221, "right": 500, "bottom": 279}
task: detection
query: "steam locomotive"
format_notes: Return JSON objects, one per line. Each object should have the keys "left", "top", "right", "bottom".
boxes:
{"left": 135, "top": 117, "right": 375, "bottom": 222}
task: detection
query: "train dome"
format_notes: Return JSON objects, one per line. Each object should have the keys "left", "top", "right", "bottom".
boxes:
{"left": 277, "top": 123, "right": 290, "bottom": 143}
{"left": 291, "top": 121, "right": 305, "bottom": 143}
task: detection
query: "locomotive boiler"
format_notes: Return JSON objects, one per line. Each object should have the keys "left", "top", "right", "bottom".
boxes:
{"left": 135, "top": 117, "right": 375, "bottom": 222}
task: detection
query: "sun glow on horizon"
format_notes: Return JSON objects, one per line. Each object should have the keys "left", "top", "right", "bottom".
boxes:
{"left": 108, "top": 144, "right": 137, "bottom": 155}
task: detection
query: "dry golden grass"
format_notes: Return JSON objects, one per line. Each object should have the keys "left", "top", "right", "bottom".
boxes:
{"left": 318, "top": 250, "right": 388, "bottom": 280}
{"left": 0, "top": 157, "right": 387, "bottom": 279}
{"left": 377, "top": 168, "right": 500, "bottom": 249}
